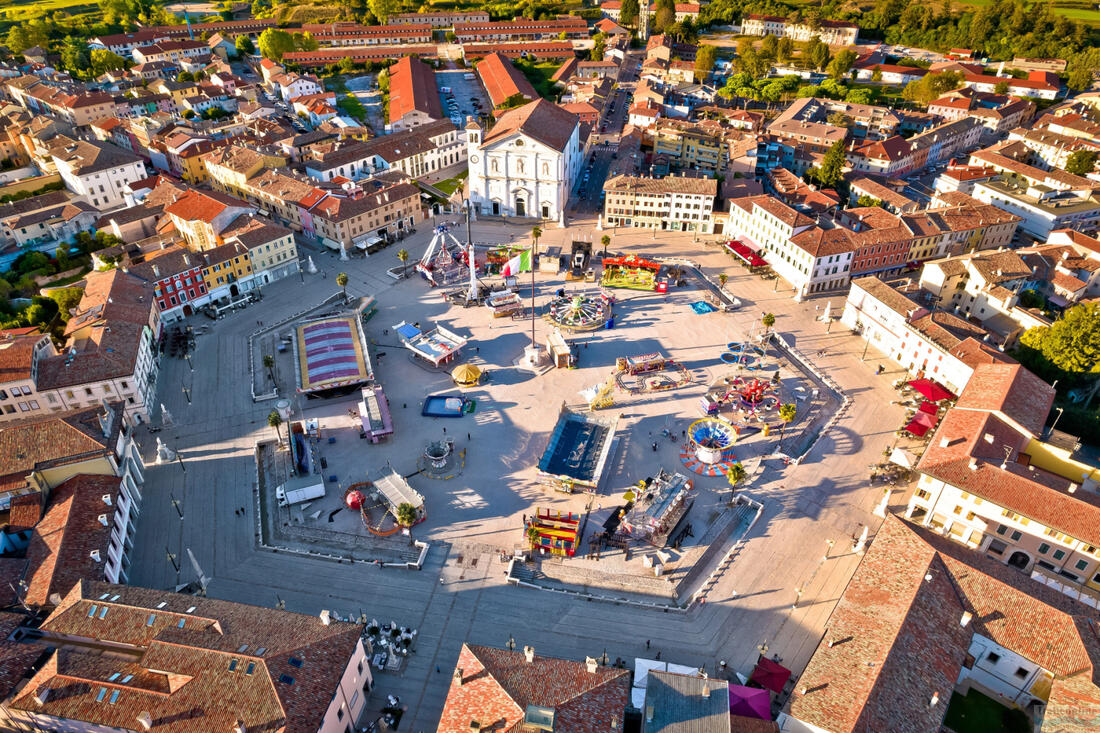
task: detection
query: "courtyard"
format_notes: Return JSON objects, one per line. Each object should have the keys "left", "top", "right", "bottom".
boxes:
{"left": 131, "top": 217, "right": 908, "bottom": 729}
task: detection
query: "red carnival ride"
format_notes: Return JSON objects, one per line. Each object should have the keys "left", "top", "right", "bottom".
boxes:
{"left": 525, "top": 508, "right": 580, "bottom": 557}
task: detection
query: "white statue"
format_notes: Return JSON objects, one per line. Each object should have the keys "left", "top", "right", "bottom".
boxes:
{"left": 306, "top": 256, "right": 318, "bottom": 274}
{"left": 155, "top": 437, "right": 176, "bottom": 464}
{"left": 160, "top": 404, "right": 173, "bottom": 427}
{"left": 339, "top": 243, "right": 349, "bottom": 261}
{"left": 853, "top": 525, "right": 869, "bottom": 554}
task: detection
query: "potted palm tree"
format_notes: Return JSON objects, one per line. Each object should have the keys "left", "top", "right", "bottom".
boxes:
{"left": 336, "top": 271, "right": 349, "bottom": 302}
{"left": 725, "top": 461, "right": 746, "bottom": 500}
{"left": 778, "top": 403, "right": 797, "bottom": 449}
{"left": 397, "top": 248, "right": 409, "bottom": 279}
{"left": 267, "top": 410, "right": 283, "bottom": 446}
{"left": 396, "top": 502, "right": 418, "bottom": 527}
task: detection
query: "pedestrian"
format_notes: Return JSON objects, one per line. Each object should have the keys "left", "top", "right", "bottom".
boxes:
{"left": 652, "top": 441, "right": 657, "bottom": 452}
{"left": 646, "top": 639, "right": 650, "bottom": 650}
{"left": 436, "top": 666, "right": 441, "bottom": 673}
{"left": 467, "top": 432, "right": 471, "bottom": 441}
{"left": 240, "top": 507, "right": 245, "bottom": 513}
{"left": 655, "top": 651, "right": 661, "bottom": 660}
{"left": 442, "top": 427, "right": 446, "bottom": 433}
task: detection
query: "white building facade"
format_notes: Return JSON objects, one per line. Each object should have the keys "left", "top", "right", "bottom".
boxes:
{"left": 466, "top": 100, "right": 581, "bottom": 221}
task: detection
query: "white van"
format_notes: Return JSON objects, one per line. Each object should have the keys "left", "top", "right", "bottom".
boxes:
{"left": 463, "top": 73, "right": 475, "bottom": 80}
{"left": 441, "top": 86, "right": 452, "bottom": 94}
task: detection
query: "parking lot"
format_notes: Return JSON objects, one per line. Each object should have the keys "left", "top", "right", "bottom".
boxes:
{"left": 436, "top": 69, "right": 489, "bottom": 126}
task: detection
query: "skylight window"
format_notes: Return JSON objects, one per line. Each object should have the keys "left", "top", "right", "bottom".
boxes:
{"left": 120, "top": 675, "right": 133, "bottom": 684}
{"left": 108, "top": 673, "right": 120, "bottom": 682}
{"left": 88, "top": 605, "right": 98, "bottom": 618}
{"left": 245, "top": 663, "right": 255, "bottom": 676}
{"left": 279, "top": 674, "right": 295, "bottom": 685}
{"left": 186, "top": 606, "right": 196, "bottom": 613}
{"left": 228, "top": 659, "right": 238, "bottom": 672}
{"left": 177, "top": 619, "right": 186, "bottom": 628}
{"left": 109, "top": 690, "right": 120, "bottom": 704}
{"left": 237, "top": 644, "right": 248, "bottom": 653}
{"left": 110, "top": 595, "right": 120, "bottom": 601}
{"left": 146, "top": 614, "right": 156, "bottom": 626}
{"left": 288, "top": 657, "right": 303, "bottom": 668}
{"left": 98, "top": 593, "right": 110, "bottom": 600}
{"left": 95, "top": 688, "right": 107, "bottom": 702}
{"left": 99, "top": 607, "right": 108, "bottom": 619}
{"left": 156, "top": 602, "right": 167, "bottom": 609}
{"left": 256, "top": 647, "right": 267, "bottom": 656}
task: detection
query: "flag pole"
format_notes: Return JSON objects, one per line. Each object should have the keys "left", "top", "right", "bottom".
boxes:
{"left": 530, "top": 240, "right": 536, "bottom": 348}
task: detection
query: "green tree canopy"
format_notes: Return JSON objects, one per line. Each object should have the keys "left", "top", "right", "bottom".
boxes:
{"left": 258, "top": 28, "right": 295, "bottom": 61}
{"left": 807, "top": 139, "right": 847, "bottom": 189}
{"left": 694, "top": 44, "right": 718, "bottom": 82}
{"left": 1020, "top": 303, "right": 1100, "bottom": 377}
{"left": 619, "top": 0, "right": 640, "bottom": 26}
{"left": 90, "top": 49, "right": 128, "bottom": 76}
{"left": 826, "top": 48, "right": 858, "bottom": 80}
{"left": 235, "top": 35, "right": 255, "bottom": 55}
{"left": 1066, "top": 150, "right": 1098, "bottom": 176}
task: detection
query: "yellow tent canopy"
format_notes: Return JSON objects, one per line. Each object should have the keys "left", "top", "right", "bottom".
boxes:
{"left": 451, "top": 363, "right": 482, "bottom": 386}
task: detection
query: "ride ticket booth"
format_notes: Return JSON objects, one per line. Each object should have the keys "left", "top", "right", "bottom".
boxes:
{"left": 546, "top": 329, "right": 576, "bottom": 369}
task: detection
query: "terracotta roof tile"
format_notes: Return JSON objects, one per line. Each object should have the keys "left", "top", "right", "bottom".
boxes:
{"left": 481, "top": 98, "right": 578, "bottom": 152}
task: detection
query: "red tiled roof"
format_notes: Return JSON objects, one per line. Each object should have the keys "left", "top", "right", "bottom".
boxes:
{"left": 482, "top": 98, "right": 578, "bottom": 152}
{"left": 0, "top": 331, "right": 44, "bottom": 383}
{"left": 388, "top": 56, "right": 443, "bottom": 124}
{"left": 163, "top": 188, "right": 248, "bottom": 224}
{"left": 438, "top": 644, "right": 629, "bottom": 733}
{"left": 476, "top": 52, "right": 538, "bottom": 108}
{"left": 790, "top": 514, "right": 1100, "bottom": 733}
{"left": 23, "top": 474, "right": 121, "bottom": 608}
{"left": 953, "top": 362, "right": 1055, "bottom": 437}
{"left": 12, "top": 580, "right": 365, "bottom": 732}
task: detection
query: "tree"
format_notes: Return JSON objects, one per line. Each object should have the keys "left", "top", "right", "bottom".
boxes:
{"left": 377, "top": 68, "right": 390, "bottom": 94}
{"left": 369, "top": 0, "right": 400, "bottom": 23}
{"left": 826, "top": 49, "right": 857, "bottom": 80}
{"left": 235, "top": 35, "right": 255, "bottom": 55}
{"left": 902, "top": 71, "right": 963, "bottom": 105}
{"left": 397, "top": 248, "right": 409, "bottom": 278}
{"left": 857, "top": 195, "right": 883, "bottom": 208}
{"left": 844, "top": 88, "right": 875, "bottom": 105}
{"left": 531, "top": 225, "right": 542, "bottom": 249}
{"left": 776, "top": 36, "right": 794, "bottom": 64}
{"left": 807, "top": 37, "right": 831, "bottom": 71}
{"left": 725, "top": 461, "right": 746, "bottom": 498}
{"left": 60, "top": 36, "right": 91, "bottom": 75}
{"left": 653, "top": 0, "right": 675, "bottom": 33}
{"left": 336, "top": 271, "right": 349, "bottom": 302}
{"left": 807, "top": 139, "right": 847, "bottom": 189}
{"left": 762, "top": 312, "right": 776, "bottom": 331}
{"left": 826, "top": 111, "right": 852, "bottom": 127}
{"left": 760, "top": 34, "right": 778, "bottom": 60}
{"left": 177, "top": 71, "right": 194, "bottom": 82}
{"left": 6, "top": 27, "right": 29, "bottom": 55}
{"left": 1066, "top": 150, "right": 1098, "bottom": 176}
{"left": 694, "top": 44, "right": 718, "bottom": 83}
{"left": 600, "top": 234, "right": 610, "bottom": 256}
{"left": 90, "top": 49, "right": 127, "bottom": 76}
{"left": 262, "top": 354, "right": 275, "bottom": 384}
{"left": 778, "top": 403, "right": 797, "bottom": 448}
{"left": 258, "top": 28, "right": 296, "bottom": 61}
{"left": 591, "top": 32, "right": 607, "bottom": 61}
{"left": 293, "top": 32, "right": 319, "bottom": 52}
{"left": 48, "top": 287, "right": 83, "bottom": 321}
{"left": 267, "top": 410, "right": 284, "bottom": 445}
{"left": 1020, "top": 303, "right": 1100, "bottom": 404}
{"left": 620, "top": 0, "right": 640, "bottom": 26}
{"left": 871, "top": 66, "right": 883, "bottom": 82}
{"left": 395, "top": 502, "right": 418, "bottom": 527}
{"left": 718, "top": 272, "right": 728, "bottom": 289}
{"left": 994, "top": 80, "right": 1010, "bottom": 95}
{"left": 526, "top": 524, "right": 540, "bottom": 548}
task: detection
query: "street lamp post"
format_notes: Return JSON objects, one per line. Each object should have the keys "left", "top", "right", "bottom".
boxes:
{"left": 174, "top": 438, "right": 185, "bottom": 473}
{"left": 182, "top": 384, "right": 191, "bottom": 404}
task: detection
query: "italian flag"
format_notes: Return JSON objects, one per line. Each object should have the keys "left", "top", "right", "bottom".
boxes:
{"left": 501, "top": 250, "right": 532, "bottom": 276}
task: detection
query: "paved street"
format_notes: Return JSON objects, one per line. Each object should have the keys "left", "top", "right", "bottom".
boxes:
{"left": 131, "top": 216, "right": 908, "bottom": 730}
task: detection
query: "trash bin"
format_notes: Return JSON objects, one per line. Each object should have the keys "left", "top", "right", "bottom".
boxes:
{"left": 605, "top": 316, "right": 614, "bottom": 329}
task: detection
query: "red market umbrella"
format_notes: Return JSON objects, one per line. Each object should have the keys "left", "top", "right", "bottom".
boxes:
{"left": 919, "top": 400, "right": 938, "bottom": 415}
{"left": 905, "top": 411, "right": 938, "bottom": 437}
{"left": 908, "top": 378, "right": 954, "bottom": 402}
{"left": 729, "top": 684, "right": 772, "bottom": 719}
{"left": 750, "top": 657, "right": 791, "bottom": 695}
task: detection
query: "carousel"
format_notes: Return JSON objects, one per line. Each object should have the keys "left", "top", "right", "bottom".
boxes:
{"left": 680, "top": 417, "right": 740, "bottom": 476}
{"left": 545, "top": 293, "right": 612, "bottom": 331}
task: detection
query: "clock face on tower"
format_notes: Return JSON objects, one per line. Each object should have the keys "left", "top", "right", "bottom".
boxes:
{"left": 470, "top": 155, "right": 478, "bottom": 164}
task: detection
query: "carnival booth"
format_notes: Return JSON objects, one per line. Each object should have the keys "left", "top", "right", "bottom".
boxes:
{"left": 601, "top": 255, "right": 661, "bottom": 290}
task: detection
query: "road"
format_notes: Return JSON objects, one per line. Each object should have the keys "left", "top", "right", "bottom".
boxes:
{"left": 130, "top": 217, "right": 909, "bottom": 730}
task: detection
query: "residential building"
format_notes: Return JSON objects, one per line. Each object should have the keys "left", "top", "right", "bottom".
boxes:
{"left": 740, "top": 14, "right": 859, "bottom": 45}
{"left": 782, "top": 513, "right": 1100, "bottom": 733}
{"left": 128, "top": 244, "right": 210, "bottom": 322}
{"left": 224, "top": 216, "right": 300, "bottom": 284}
{"left": 849, "top": 118, "right": 983, "bottom": 178}
{"left": 933, "top": 163, "right": 1000, "bottom": 195}
{"left": 48, "top": 135, "right": 147, "bottom": 211}
{"left": 653, "top": 118, "right": 730, "bottom": 173}
{"left": 466, "top": 98, "right": 581, "bottom": 220}
{"left": 841, "top": 276, "right": 1019, "bottom": 395}
{"left": 852, "top": 62, "right": 928, "bottom": 86}
{"left": 848, "top": 176, "right": 919, "bottom": 214}
{"left": 960, "top": 70, "right": 1060, "bottom": 100}
{"left": 163, "top": 188, "right": 256, "bottom": 251}
{"left": 131, "top": 39, "right": 211, "bottom": 66}
{"left": 461, "top": 42, "right": 574, "bottom": 62}
{"left": 301, "top": 22, "right": 433, "bottom": 46}
{"left": 476, "top": 52, "right": 538, "bottom": 109}
{"left": 23, "top": 473, "right": 139, "bottom": 604}
{"left": 390, "top": 10, "right": 489, "bottom": 26}
{"left": 30, "top": 269, "right": 159, "bottom": 424}
{"left": 439, "top": 644, "right": 629, "bottom": 732}
{"left": 310, "top": 178, "right": 424, "bottom": 249}
{"left": 202, "top": 144, "right": 287, "bottom": 195}
{"left": 601, "top": 1, "right": 701, "bottom": 23}
{"left": 452, "top": 17, "right": 589, "bottom": 43}
{"left": 13, "top": 82, "right": 117, "bottom": 127}
{"left": 644, "top": 671, "right": 746, "bottom": 732}
{"left": 198, "top": 239, "right": 253, "bottom": 299}
{"left": 0, "top": 199, "right": 97, "bottom": 250}
{"left": 144, "top": 18, "right": 275, "bottom": 39}
{"left": 361, "top": 119, "right": 465, "bottom": 180}
{"left": 88, "top": 31, "right": 167, "bottom": 57}
{"left": 0, "top": 402, "right": 143, "bottom": 517}
{"left": 1008, "top": 125, "right": 1100, "bottom": 171}
{"left": 235, "top": 169, "right": 328, "bottom": 237}
{"left": 603, "top": 174, "right": 717, "bottom": 232}
{"left": 282, "top": 45, "right": 439, "bottom": 68}
{"left": 971, "top": 178, "right": 1100, "bottom": 241}
{"left": 3, "top": 581, "right": 372, "bottom": 732}
{"left": 388, "top": 55, "right": 444, "bottom": 130}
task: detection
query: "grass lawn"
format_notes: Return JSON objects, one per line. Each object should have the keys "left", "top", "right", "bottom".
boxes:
{"left": 434, "top": 171, "right": 468, "bottom": 196}
{"left": 515, "top": 60, "right": 562, "bottom": 102}
{"left": 337, "top": 94, "right": 367, "bottom": 122}
{"left": 943, "top": 689, "right": 1031, "bottom": 733}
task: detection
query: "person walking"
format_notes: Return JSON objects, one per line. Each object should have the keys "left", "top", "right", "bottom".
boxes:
{"left": 646, "top": 640, "right": 650, "bottom": 650}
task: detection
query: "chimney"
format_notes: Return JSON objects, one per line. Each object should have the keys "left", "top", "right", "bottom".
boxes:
{"left": 940, "top": 436, "right": 950, "bottom": 448}
{"left": 33, "top": 687, "right": 48, "bottom": 706}
{"left": 319, "top": 609, "right": 331, "bottom": 625}
{"left": 183, "top": 253, "right": 190, "bottom": 266}
{"left": 103, "top": 494, "right": 112, "bottom": 506}
{"left": 960, "top": 612, "right": 972, "bottom": 627}
{"left": 98, "top": 514, "right": 109, "bottom": 527}
{"left": 233, "top": 721, "right": 246, "bottom": 733}
{"left": 586, "top": 656, "right": 598, "bottom": 673}
{"left": 136, "top": 711, "right": 153, "bottom": 730}
{"left": 1069, "top": 483, "right": 1078, "bottom": 494}
{"left": 453, "top": 667, "right": 463, "bottom": 686}
{"left": 152, "top": 263, "right": 160, "bottom": 278}
{"left": 968, "top": 458, "right": 978, "bottom": 471}
{"left": 90, "top": 550, "right": 101, "bottom": 562}
{"left": 930, "top": 692, "right": 940, "bottom": 707}
{"left": 523, "top": 645, "right": 535, "bottom": 663}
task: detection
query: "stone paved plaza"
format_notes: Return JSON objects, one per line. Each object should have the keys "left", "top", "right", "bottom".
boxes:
{"left": 130, "top": 217, "right": 907, "bottom": 730}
